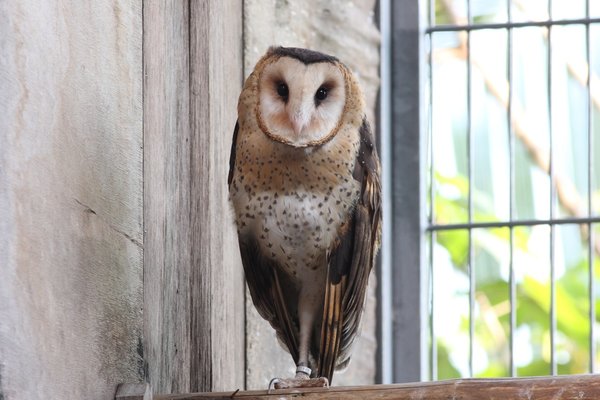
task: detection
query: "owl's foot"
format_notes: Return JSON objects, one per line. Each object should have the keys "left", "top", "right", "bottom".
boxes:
{"left": 268, "top": 367, "right": 329, "bottom": 390}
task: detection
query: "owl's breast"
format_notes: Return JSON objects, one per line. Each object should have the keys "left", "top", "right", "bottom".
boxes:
{"left": 233, "top": 183, "right": 358, "bottom": 275}
{"left": 230, "top": 120, "right": 361, "bottom": 279}
{"left": 231, "top": 179, "right": 357, "bottom": 280}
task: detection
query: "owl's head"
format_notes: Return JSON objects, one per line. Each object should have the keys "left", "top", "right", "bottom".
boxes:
{"left": 254, "top": 47, "right": 350, "bottom": 148}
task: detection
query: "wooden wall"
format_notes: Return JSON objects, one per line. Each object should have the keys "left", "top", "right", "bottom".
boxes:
{"left": 0, "top": 0, "right": 377, "bottom": 397}
{"left": 0, "top": 1, "right": 143, "bottom": 399}
{"left": 1, "top": 0, "right": 244, "bottom": 397}
{"left": 143, "top": 0, "right": 245, "bottom": 395}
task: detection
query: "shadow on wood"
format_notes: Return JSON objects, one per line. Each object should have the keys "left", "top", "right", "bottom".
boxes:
{"left": 140, "top": 374, "right": 600, "bottom": 399}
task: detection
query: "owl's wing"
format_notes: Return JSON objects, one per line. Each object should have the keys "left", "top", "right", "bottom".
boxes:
{"left": 228, "top": 120, "right": 300, "bottom": 363}
{"left": 237, "top": 236, "right": 300, "bottom": 363}
{"left": 317, "top": 117, "right": 382, "bottom": 382}
{"left": 228, "top": 121, "right": 239, "bottom": 186}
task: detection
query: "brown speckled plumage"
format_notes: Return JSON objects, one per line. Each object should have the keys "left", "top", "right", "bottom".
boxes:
{"left": 229, "top": 46, "right": 381, "bottom": 383}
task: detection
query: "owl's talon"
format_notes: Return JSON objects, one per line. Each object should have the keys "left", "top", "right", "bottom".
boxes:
{"left": 268, "top": 378, "right": 281, "bottom": 392}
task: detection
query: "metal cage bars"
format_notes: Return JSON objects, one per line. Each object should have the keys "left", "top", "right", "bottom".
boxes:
{"left": 586, "top": 0, "right": 597, "bottom": 374}
{"left": 425, "top": 0, "right": 600, "bottom": 380}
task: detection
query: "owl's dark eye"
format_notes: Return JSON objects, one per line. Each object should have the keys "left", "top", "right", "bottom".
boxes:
{"left": 315, "top": 87, "right": 328, "bottom": 104}
{"left": 276, "top": 82, "right": 289, "bottom": 101}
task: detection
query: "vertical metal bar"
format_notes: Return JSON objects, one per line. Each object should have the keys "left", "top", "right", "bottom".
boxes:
{"left": 466, "top": 0, "right": 475, "bottom": 378}
{"left": 547, "top": 0, "right": 557, "bottom": 376}
{"left": 428, "top": 25, "right": 438, "bottom": 381}
{"left": 592, "top": 220, "right": 597, "bottom": 373}
{"left": 390, "top": 0, "right": 426, "bottom": 383}
{"left": 427, "top": 2, "right": 434, "bottom": 257}
{"left": 430, "top": 231, "right": 437, "bottom": 380}
{"left": 430, "top": 0, "right": 435, "bottom": 27}
{"left": 507, "top": 0, "right": 517, "bottom": 378}
{"left": 378, "top": 0, "right": 393, "bottom": 384}
{"left": 586, "top": 0, "right": 596, "bottom": 374}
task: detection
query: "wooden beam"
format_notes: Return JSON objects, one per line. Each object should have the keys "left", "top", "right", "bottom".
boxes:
{"left": 153, "top": 374, "right": 600, "bottom": 399}
{"left": 143, "top": 0, "right": 244, "bottom": 394}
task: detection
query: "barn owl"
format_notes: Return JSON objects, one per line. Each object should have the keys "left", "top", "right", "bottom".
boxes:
{"left": 228, "top": 46, "right": 381, "bottom": 387}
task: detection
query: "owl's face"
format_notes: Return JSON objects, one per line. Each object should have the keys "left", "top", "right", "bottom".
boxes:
{"left": 256, "top": 56, "right": 347, "bottom": 148}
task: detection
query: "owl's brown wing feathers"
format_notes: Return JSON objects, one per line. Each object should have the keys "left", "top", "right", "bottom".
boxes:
{"left": 229, "top": 121, "right": 300, "bottom": 364}
{"left": 228, "top": 121, "right": 239, "bottom": 187}
{"left": 237, "top": 236, "right": 300, "bottom": 363}
{"left": 317, "top": 117, "right": 381, "bottom": 382}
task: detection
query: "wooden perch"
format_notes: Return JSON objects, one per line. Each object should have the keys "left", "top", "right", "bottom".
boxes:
{"left": 153, "top": 374, "right": 600, "bottom": 400}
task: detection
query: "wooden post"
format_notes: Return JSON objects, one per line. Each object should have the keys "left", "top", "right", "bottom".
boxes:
{"left": 143, "top": 0, "right": 244, "bottom": 394}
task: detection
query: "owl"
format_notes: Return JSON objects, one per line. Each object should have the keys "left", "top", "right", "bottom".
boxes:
{"left": 229, "top": 46, "right": 381, "bottom": 387}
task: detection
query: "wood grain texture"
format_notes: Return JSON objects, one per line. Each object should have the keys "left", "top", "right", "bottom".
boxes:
{"left": 115, "top": 383, "right": 151, "bottom": 400}
{"left": 190, "top": 0, "right": 245, "bottom": 392}
{"left": 143, "top": 1, "right": 192, "bottom": 393}
{"left": 0, "top": 1, "right": 143, "bottom": 399}
{"left": 153, "top": 374, "right": 600, "bottom": 400}
{"left": 143, "top": 0, "right": 244, "bottom": 394}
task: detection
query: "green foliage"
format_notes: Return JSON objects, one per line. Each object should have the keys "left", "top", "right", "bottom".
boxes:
{"left": 429, "top": 0, "right": 600, "bottom": 380}
{"left": 434, "top": 190, "right": 597, "bottom": 378}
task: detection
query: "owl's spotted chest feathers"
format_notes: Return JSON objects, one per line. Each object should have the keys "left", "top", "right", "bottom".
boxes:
{"left": 231, "top": 136, "right": 360, "bottom": 279}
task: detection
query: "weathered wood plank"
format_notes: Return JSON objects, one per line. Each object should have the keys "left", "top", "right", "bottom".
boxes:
{"left": 0, "top": 1, "right": 143, "bottom": 399}
{"left": 144, "top": 1, "right": 192, "bottom": 394}
{"left": 189, "top": 0, "right": 245, "bottom": 392}
{"left": 153, "top": 374, "right": 600, "bottom": 400}
{"left": 144, "top": 0, "right": 244, "bottom": 394}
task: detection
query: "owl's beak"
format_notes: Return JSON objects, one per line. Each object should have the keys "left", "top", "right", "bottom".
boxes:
{"left": 291, "top": 118, "right": 305, "bottom": 136}
{"left": 290, "top": 109, "right": 310, "bottom": 136}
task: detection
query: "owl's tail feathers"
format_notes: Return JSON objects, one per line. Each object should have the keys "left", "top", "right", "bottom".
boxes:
{"left": 317, "top": 277, "right": 343, "bottom": 383}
